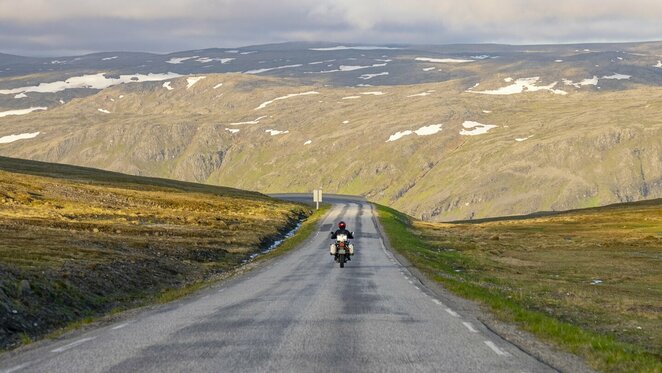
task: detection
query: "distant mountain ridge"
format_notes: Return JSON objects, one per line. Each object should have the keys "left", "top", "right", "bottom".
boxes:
{"left": 1, "top": 41, "right": 661, "bottom": 220}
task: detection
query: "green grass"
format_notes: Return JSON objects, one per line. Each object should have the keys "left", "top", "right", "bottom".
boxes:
{"left": 375, "top": 202, "right": 662, "bottom": 373}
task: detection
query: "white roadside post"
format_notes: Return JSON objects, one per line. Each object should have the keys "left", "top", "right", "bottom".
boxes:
{"left": 313, "top": 189, "right": 323, "bottom": 210}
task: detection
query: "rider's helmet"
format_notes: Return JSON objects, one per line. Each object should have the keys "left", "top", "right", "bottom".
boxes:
{"left": 338, "top": 221, "right": 346, "bottom": 230}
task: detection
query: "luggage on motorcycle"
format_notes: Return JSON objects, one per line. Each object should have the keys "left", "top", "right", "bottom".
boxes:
{"left": 348, "top": 243, "right": 354, "bottom": 255}
{"left": 329, "top": 244, "right": 336, "bottom": 255}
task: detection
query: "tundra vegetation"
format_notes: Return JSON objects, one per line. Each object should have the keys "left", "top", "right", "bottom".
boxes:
{"left": 0, "top": 156, "right": 312, "bottom": 350}
{"left": 377, "top": 200, "right": 662, "bottom": 372}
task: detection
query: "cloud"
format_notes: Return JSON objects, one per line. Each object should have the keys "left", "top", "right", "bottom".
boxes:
{"left": 0, "top": 0, "right": 661, "bottom": 56}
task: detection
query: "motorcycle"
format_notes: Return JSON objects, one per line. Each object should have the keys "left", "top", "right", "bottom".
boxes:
{"left": 330, "top": 233, "right": 354, "bottom": 268}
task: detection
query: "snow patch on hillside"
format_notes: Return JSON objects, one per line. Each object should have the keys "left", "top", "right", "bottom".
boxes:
{"left": 310, "top": 46, "right": 401, "bottom": 51}
{"left": 315, "top": 64, "right": 387, "bottom": 74}
{"left": 195, "top": 57, "right": 234, "bottom": 64}
{"left": 563, "top": 76, "right": 598, "bottom": 88}
{"left": 304, "top": 140, "right": 312, "bottom": 145}
{"left": 415, "top": 57, "right": 474, "bottom": 63}
{"left": 225, "top": 128, "right": 240, "bottom": 134}
{"left": 309, "top": 60, "right": 335, "bottom": 65}
{"left": 14, "top": 93, "right": 27, "bottom": 99}
{"left": 244, "top": 64, "right": 303, "bottom": 74}
{"left": 102, "top": 56, "right": 118, "bottom": 61}
{"left": 0, "top": 73, "right": 181, "bottom": 95}
{"left": 213, "top": 83, "right": 223, "bottom": 89}
{"left": 361, "top": 91, "right": 385, "bottom": 96}
{"left": 0, "top": 107, "right": 47, "bottom": 117}
{"left": 601, "top": 73, "right": 631, "bottom": 80}
{"left": 342, "top": 96, "right": 361, "bottom": 100}
{"left": 186, "top": 76, "right": 205, "bottom": 88}
{"left": 266, "top": 129, "right": 289, "bottom": 136}
{"left": 98, "top": 108, "right": 110, "bottom": 114}
{"left": 0, "top": 132, "right": 40, "bottom": 144}
{"left": 407, "top": 90, "right": 435, "bottom": 97}
{"left": 255, "top": 91, "right": 319, "bottom": 110}
{"left": 230, "top": 116, "right": 267, "bottom": 125}
{"left": 166, "top": 56, "right": 199, "bottom": 64}
{"left": 515, "top": 135, "right": 534, "bottom": 142}
{"left": 162, "top": 81, "right": 173, "bottom": 90}
{"left": 358, "top": 72, "right": 389, "bottom": 80}
{"left": 422, "top": 67, "right": 436, "bottom": 71}
{"left": 470, "top": 77, "right": 567, "bottom": 95}
{"left": 655, "top": 61, "right": 662, "bottom": 68}
{"left": 386, "top": 124, "right": 443, "bottom": 142}
{"left": 460, "top": 121, "right": 497, "bottom": 136}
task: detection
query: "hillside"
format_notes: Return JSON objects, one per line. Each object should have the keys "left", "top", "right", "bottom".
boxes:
{"left": 377, "top": 198, "right": 662, "bottom": 371}
{"left": 0, "top": 156, "right": 311, "bottom": 350}
{"left": 1, "top": 41, "right": 661, "bottom": 221}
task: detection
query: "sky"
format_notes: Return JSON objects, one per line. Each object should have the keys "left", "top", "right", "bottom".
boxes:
{"left": 1, "top": 0, "right": 662, "bottom": 56}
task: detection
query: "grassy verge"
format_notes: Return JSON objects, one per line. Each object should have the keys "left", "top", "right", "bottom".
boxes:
{"left": 375, "top": 202, "right": 662, "bottom": 373}
{"left": 0, "top": 157, "right": 313, "bottom": 350}
{"left": 38, "top": 204, "right": 331, "bottom": 345}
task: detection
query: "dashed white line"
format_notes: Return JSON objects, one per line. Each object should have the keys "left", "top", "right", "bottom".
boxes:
{"left": 4, "top": 362, "right": 31, "bottom": 373}
{"left": 462, "top": 321, "right": 478, "bottom": 333}
{"left": 484, "top": 341, "right": 510, "bottom": 356}
{"left": 51, "top": 337, "right": 96, "bottom": 353}
{"left": 445, "top": 308, "right": 460, "bottom": 317}
{"left": 111, "top": 323, "right": 129, "bottom": 330}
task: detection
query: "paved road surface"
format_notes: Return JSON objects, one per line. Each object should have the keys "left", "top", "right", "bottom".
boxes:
{"left": 0, "top": 200, "right": 554, "bottom": 372}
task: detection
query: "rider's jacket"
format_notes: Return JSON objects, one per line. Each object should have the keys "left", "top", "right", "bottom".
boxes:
{"left": 331, "top": 228, "right": 354, "bottom": 239}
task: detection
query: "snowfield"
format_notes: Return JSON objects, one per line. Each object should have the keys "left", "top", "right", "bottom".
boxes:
{"left": 244, "top": 64, "right": 303, "bottom": 74}
{"left": 230, "top": 116, "right": 267, "bottom": 125}
{"left": 315, "top": 64, "right": 387, "bottom": 74}
{"left": 358, "top": 72, "right": 389, "bottom": 80}
{"left": 166, "top": 56, "right": 199, "bottom": 64}
{"left": 0, "top": 131, "right": 40, "bottom": 144}
{"left": 415, "top": 57, "right": 474, "bottom": 63}
{"left": 0, "top": 107, "right": 47, "bottom": 117}
{"left": 186, "top": 76, "right": 205, "bottom": 89}
{"left": 265, "top": 129, "right": 289, "bottom": 136}
{"left": 407, "top": 90, "right": 435, "bottom": 97}
{"left": 470, "top": 77, "right": 567, "bottom": 95}
{"left": 563, "top": 76, "right": 598, "bottom": 88}
{"left": 601, "top": 73, "right": 631, "bottom": 80}
{"left": 195, "top": 57, "right": 234, "bottom": 64}
{"left": 0, "top": 73, "right": 181, "bottom": 95}
{"left": 386, "top": 124, "right": 443, "bottom": 142}
{"left": 310, "top": 46, "right": 401, "bottom": 51}
{"left": 460, "top": 121, "right": 498, "bottom": 136}
{"left": 255, "top": 91, "right": 319, "bottom": 110}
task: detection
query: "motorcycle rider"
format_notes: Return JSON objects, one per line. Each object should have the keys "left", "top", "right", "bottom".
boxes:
{"left": 330, "top": 221, "right": 354, "bottom": 261}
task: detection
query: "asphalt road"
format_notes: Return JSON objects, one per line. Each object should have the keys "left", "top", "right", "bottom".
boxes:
{"left": 0, "top": 200, "right": 555, "bottom": 372}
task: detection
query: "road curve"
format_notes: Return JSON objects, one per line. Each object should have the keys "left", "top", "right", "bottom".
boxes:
{"left": 0, "top": 201, "right": 554, "bottom": 372}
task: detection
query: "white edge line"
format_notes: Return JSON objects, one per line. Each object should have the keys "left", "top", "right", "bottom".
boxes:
{"left": 111, "top": 323, "right": 129, "bottom": 330}
{"left": 445, "top": 308, "right": 460, "bottom": 317}
{"left": 3, "top": 362, "right": 32, "bottom": 373}
{"left": 484, "top": 340, "right": 510, "bottom": 356}
{"left": 462, "top": 321, "right": 478, "bottom": 333}
{"left": 51, "top": 337, "right": 96, "bottom": 353}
